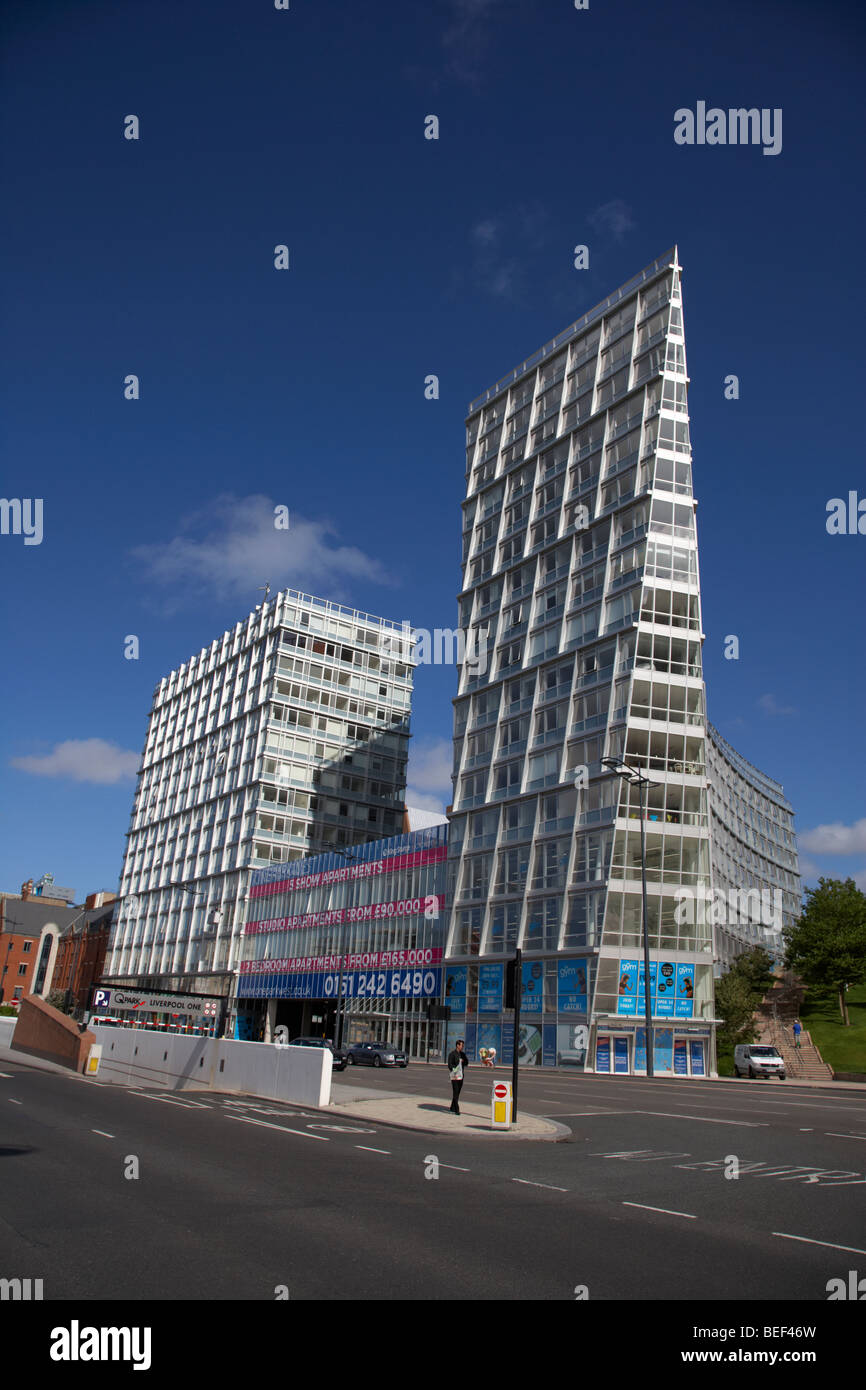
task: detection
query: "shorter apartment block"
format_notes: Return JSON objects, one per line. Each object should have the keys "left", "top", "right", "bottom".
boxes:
{"left": 104, "top": 590, "right": 415, "bottom": 1016}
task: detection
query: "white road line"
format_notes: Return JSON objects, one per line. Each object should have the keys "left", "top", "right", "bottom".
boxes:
{"left": 0, "top": 1072, "right": 13, "bottom": 1078}
{"left": 355, "top": 1145, "right": 391, "bottom": 1154}
{"left": 127, "top": 1092, "right": 204, "bottom": 1110}
{"left": 639, "top": 1110, "right": 767, "bottom": 1127}
{"left": 228, "top": 1115, "right": 329, "bottom": 1141}
{"left": 826, "top": 1132, "right": 866, "bottom": 1141}
{"left": 800, "top": 1128, "right": 814, "bottom": 1131}
{"left": 549, "top": 1110, "right": 629, "bottom": 1117}
{"left": 512, "top": 1178, "right": 569, "bottom": 1191}
{"left": 623, "top": 1201, "right": 696, "bottom": 1219}
{"left": 8, "top": 1098, "right": 22, "bottom": 1105}
{"left": 92, "top": 1129, "right": 115, "bottom": 1138}
{"left": 772, "top": 1232, "right": 866, "bottom": 1256}
{"left": 439, "top": 1164, "right": 471, "bottom": 1171}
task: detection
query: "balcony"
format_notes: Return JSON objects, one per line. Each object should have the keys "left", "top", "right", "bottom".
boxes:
{"left": 531, "top": 728, "right": 565, "bottom": 749}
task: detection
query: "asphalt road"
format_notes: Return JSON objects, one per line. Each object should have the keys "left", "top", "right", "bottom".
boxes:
{"left": 1, "top": 1056, "right": 864, "bottom": 1305}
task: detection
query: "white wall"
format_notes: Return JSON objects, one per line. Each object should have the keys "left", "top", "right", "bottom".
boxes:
{"left": 0, "top": 1016, "right": 17, "bottom": 1048}
{"left": 90, "top": 1026, "right": 331, "bottom": 1107}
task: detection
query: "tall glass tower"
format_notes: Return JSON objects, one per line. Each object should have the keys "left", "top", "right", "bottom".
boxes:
{"left": 445, "top": 248, "right": 718, "bottom": 1076}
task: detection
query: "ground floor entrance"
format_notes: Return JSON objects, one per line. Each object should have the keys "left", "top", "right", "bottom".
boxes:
{"left": 591, "top": 1022, "right": 712, "bottom": 1076}
{"left": 234, "top": 994, "right": 440, "bottom": 1058}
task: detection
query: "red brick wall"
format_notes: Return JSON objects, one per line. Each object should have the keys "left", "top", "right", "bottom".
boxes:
{"left": 0, "top": 933, "right": 37, "bottom": 1002}
{"left": 11, "top": 995, "right": 95, "bottom": 1072}
{"left": 50, "top": 926, "right": 108, "bottom": 1008}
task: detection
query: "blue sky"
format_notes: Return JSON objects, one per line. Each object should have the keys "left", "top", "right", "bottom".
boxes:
{"left": 1, "top": 0, "right": 864, "bottom": 899}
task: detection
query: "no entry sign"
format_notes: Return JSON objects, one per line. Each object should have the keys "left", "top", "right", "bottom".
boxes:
{"left": 491, "top": 1080, "right": 513, "bottom": 1128}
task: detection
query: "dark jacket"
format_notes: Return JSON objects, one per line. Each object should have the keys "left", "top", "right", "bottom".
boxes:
{"left": 447, "top": 1048, "right": 468, "bottom": 1075}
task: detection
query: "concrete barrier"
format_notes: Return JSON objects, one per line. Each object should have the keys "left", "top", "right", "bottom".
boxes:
{"left": 12, "top": 995, "right": 94, "bottom": 1071}
{"left": 0, "top": 1016, "right": 17, "bottom": 1048}
{"left": 90, "top": 1026, "right": 331, "bottom": 1107}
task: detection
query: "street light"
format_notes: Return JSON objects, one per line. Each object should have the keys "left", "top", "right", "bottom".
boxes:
{"left": 601, "top": 755, "right": 660, "bottom": 1078}
{"left": 326, "top": 847, "right": 360, "bottom": 1048}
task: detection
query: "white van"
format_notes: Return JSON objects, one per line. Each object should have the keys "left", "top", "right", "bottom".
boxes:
{"left": 734, "top": 1044, "right": 786, "bottom": 1079}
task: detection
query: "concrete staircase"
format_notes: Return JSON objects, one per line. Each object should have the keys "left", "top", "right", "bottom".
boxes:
{"left": 753, "top": 975, "right": 834, "bottom": 1082}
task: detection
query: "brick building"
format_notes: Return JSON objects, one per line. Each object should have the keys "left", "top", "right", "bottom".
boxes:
{"left": 0, "top": 882, "right": 81, "bottom": 1005}
{"left": 50, "top": 892, "right": 116, "bottom": 1011}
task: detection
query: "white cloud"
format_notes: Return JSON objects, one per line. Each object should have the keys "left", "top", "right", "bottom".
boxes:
{"left": 131, "top": 494, "right": 391, "bottom": 610}
{"left": 799, "top": 819, "right": 866, "bottom": 855}
{"left": 796, "top": 855, "right": 823, "bottom": 886}
{"left": 467, "top": 203, "right": 549, "bottom": 302}
{"left": 472, "top": 219, "right": 499, "bottom": 246}
{"left": 11, "top": 739, "right": 139, "bottom": 785}
{"left": 587, "top": 199, "right": 635, "bottom": 244}
{"left": 406, "top": 738, "right": 453, "bottom": 812}
{"left": 405, "top": 790, "right": 449, "bottom": 815}
{"left": 442, "top": 0, "right": 503, "bottom": 84}
{"left": 758, "top": 693, "right": 796, "bottom": 717}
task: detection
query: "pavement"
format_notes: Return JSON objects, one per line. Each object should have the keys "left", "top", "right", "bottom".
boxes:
{"left": 327, "top": 1080, "right": 570, "bottom": 1139}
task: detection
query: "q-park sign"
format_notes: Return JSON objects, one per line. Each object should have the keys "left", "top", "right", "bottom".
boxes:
{"left": 91, "top": 987, "right": 220, "bottom": 1019}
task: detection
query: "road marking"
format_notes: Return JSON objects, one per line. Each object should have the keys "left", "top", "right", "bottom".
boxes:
{"left": 92, "top": 1129, "right": 114, "bottom": 1138}
{"left": 826, "top": 1132, "right": 866, "bottom": 1141}
{"left": 127, "top": 1089, "right": 211, "bottom": 1108}
{"left": 772, "top": 1232, "right": 866, "bottom": 1256}
{"left": 800, "top": 1128, "right": 814, "bottom": 1132}
{"left": 0, "top": 1072, "right": 13, "bottom": 1078}
{"left": 128, "top": 1092, "right": 205, "bottom": 1110}
{"left": 640, "top": 1110, "right": 767, "bottom": 1127}
{"left": 592, "top": 1150, "right": 691, "bottom": 1161}
{"left": 440, "top": 1163, "right": 470, "bottom": 1172}
{"left": 228, "top": 1115, "right": 329, "bottom": 1141}
{"left": 8, "top": 1098, "right": 22, "bottom": 1104}
{"left": 623, "top": 1202, "right": 696, "bottom": 1219}
{"left": 355, "top": 1145, "right": 391, "bottom": 1154}
{"left": 545, "top": 1110, "right": 629, "bottom": 1117}
{"left": 512, "top": 1178, "right": 568, "bottom": 1191}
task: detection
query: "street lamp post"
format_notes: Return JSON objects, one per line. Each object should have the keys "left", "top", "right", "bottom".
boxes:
{"left": 327, "top": 846, "right": 359, "bottom": 1049}
{"left": 601, "top": 756, "right": 660, "bottom": 1079}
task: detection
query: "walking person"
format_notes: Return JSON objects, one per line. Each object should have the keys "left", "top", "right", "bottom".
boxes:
{"left": 793, "top": 1019, "right": 802, "bottom": 1049}
{"left": 447, "top": 1038, "right": 469, "bottom": 1114}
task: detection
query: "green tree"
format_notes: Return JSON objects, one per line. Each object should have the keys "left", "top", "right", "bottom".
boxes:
{"left": 783, "top": 878, "right": 866, "bottom": 1025}
{"left": 715, "top": 971, "right": 761, "bottom": 1051}
{"left": 730, "top": 946, "right": 775, "bottom": 1000}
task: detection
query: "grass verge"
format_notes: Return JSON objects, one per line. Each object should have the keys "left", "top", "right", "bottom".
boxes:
{"left": 800, "top": 984, "right": 866, "bottom": 1073}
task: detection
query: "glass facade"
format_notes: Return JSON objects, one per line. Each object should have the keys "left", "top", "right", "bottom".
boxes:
{"left": 444, "top": 247, "right": 785, "bottom": 1076}
{"left": 237, "top": 825, "right": 447, "bottom": 1056}
{"left": 706, "top": 723, "right": 801, "bottom": 969}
